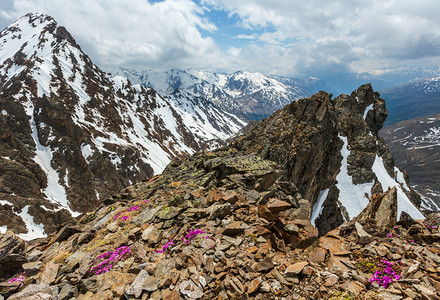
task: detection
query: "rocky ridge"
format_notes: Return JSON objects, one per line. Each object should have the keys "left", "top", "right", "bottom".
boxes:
{"left": 1, "top": 85, "right": 438, "bottom": 300}
{"left": 231, "top": 84, "right": 424, "bottom": 234}
{"left": 0, "top": 13, "right": 245, "bottom": 239}
{"left": 0, "top": 148, "right": 439, "bottom": 299}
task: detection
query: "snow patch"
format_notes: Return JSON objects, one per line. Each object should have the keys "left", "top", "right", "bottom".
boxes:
{"left": 311, "top": 189, "right": 329, "bottom": 227}
{"left": 372, "top": 155, "right": 424, "bottom": 220}
{"left": 394, "top": 167, "right": 409, "bottom": 190}
{"left": 40, "top": 205, "right": 54, "bottom": 212}
{"left": 336, "top": 136, "right": 374, "bottom": 220}
{"left": 28, "top": 109, "right": 80, "bottom": 217}
{"left": 81, "top": 143, "right": 93, "bottom": 161}
{"left": 17, "top": 206, "right": 47, "bottom": 240}
{"left": 0, "top": 200, "right": 13, "bottom": 206}
{"left": 112, "top": 76, "right": 128, "bottom": 90}
{"left": 420, "top": 194, "right": 440, "bottom": 211}
{"left": 0, "top": 226, "right": 7, "bottom": 234}
{"left": 363, "top": 104, "right": 374, "bottom": 120}
{"left": 1, "top": 110, "right": 7, "bottom": 115}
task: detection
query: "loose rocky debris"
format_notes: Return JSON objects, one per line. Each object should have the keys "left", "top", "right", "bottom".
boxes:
{"left": 0, "top": 154, "right": 439, "bottom": 299}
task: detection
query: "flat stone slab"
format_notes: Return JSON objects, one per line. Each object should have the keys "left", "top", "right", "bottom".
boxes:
{"left": 285, "top": 261, "right": 308, "bottom": 277}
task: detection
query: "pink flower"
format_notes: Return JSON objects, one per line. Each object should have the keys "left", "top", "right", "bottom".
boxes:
{"left": 158, "top": 228, "right": 215, "bottom": 253}
{"left": 127, "top": 205, "right": 139, "bottom": 212}
{"left": 91, "top": 246, "right": 131, "bottom": 275}
{"left": 113, "top": 212, "right": 122, "bottom": 221}
{"left": 9, "top": 272, "right": 26, "bottom": 286}
{"left": 156, "top": 239, "right": 175, "bottom": 253}
{"left": 370, "top": 259, "right": 401, "bottom": 288}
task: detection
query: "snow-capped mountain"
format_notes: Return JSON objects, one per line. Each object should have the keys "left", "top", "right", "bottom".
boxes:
{"left": 111, "top": 68, "right": 325, "bottom": 121}
{"left": 382, "top": 113, "right": 440, "bottom": 212}
{"left": 0, "top": 13, "right": 245, "bottom": 239}
{"left": 381, "top": 76, "right": 440, "bottom": 124}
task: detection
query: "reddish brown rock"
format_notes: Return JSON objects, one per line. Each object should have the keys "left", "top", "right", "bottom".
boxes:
{"left": 252, "top": 257, "right": 274, "bottom": 272}
{"left": 40, "top": 262, "right": 59, "bottom": 285}
{"left": 246, "top": 277, "right": 262, "bottom": 294}
{"left": 222, "top": 221, "right": 246, "bottom": 236}
{"left": 308, "top": 247, "right": 326, "bottom": 263}
{"left": 301, "top": 266, "right": 316, "bottom": 276}
{"left": 162, "top": 269, "right": 180, "bottom": 287}
{"left": 284, "top": 261, "right": 308, "bottom": 277}
{"left": 267, "top": 199, "right": 291, "bottom": 214}
{"left": 100, "top": 271, "right": 136, "bottom": 297}
{"left": 223, "top": 192, "right": 240, "bottom": 204}
{"left": 246, "top": 245, "right": 259, "bottom": 253}
{"left": 162, "top": 289, "right": 181, "bottom": 300}
{"left": 258, "top": 205, "right": 275, "bottom": 221}
{"left": 324, "top": 274, "right": 339, "bottom": 287}
{"left": 318, "top": 236, "right": 343, "bottom": 254}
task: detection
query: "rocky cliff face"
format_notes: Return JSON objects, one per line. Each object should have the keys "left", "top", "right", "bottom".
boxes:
{"left": 0, "top": 13, "right": 245, "bottom": 240}
{"left": 232, "top": 84, "right": 424, "bottom": 234}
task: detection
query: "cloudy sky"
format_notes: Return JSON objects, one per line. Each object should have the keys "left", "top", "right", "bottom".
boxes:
{"left": 1, "top": 0, "right": 440, "bottom": 81}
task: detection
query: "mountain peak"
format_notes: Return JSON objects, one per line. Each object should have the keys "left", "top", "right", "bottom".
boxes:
{"left": 14, "top": 12, "right": 54, "bottom": 27}
{"left": 0, "top": 12, "right": 80, "bottom": 69}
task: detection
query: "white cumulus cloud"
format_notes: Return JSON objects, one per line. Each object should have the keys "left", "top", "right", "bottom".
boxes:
{"left": 0, "top": 0, "right": 225, "bottom": 70}
{"left": 0, "top": 0, "right": 439, "bottom": 78}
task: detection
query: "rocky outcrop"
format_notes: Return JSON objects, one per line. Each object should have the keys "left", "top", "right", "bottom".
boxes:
{"left": 232, "top": 84, "right": 424, "bottom": 234}
{"left": 0, "top": 232, "right": 27, "bottom": 282}
{"left": 355, "top": 187, "right": 398, "bottom": 233}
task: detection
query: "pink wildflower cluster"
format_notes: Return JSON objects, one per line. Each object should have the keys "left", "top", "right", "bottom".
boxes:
{"left": 424, "top": 223, "right": 438, "bottom": 229}
{"left": 114, "top": 205, "right": 141, "bottom": 222}
{"left": 9, "top": 272, "right": 26, "bottom": 286}
{"left": 156, "top": 238, "right": 175, "bottom": 253}
{"left": 387, "top": 232, "right": 400, "bottom": 238}
{"left": 91, "top": 246, "right": 131, "bottom": 275}
{"left": 127, "top": 205, "right": 140, "bottom": 212}
{"left": 181, "top": 229, "right": 213, "bottom": 244}
{"left": 156, "top": 229, "right": 215, "bottom": 254}
{"left": 369, "top": 258, "right": 401, "bottom": 288}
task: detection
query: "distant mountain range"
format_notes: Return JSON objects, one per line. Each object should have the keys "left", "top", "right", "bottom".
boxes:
{"left": 109, "top": 68, "right": 330, "bottom": 121}
{"left": 381, "top": 76, "right": 440, "bottom": 124}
